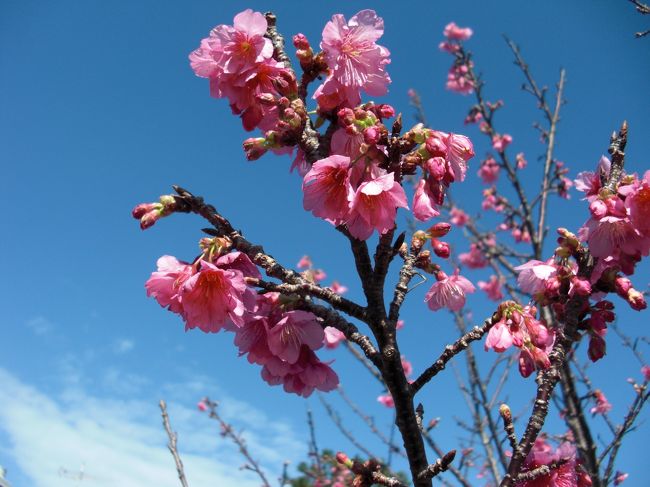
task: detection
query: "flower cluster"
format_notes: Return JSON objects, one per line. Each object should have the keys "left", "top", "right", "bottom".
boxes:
{"left": 515, "top": 436, "right": 593, "bottom": 487}
{"left": 485, "top": 301, "right": 554, "bottom": 377}
{"left": 439, "top": 22, "right": 475, "bottom": 94}
{"left": 142, "top": 237, "right": 338, "bottom": 397}
{"left": 189, "top": 10, "right": 299, "bottom": 132}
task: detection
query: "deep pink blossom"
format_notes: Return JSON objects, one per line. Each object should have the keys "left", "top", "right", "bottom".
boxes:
{"left": 317, "top": 10, "right": 391, "bottom": 109}
{"left": 346, "top": 172, "right": 408, "bottom": 240}
{"left": 446, "top": 64, "right": 474, "bottom": 94}
{"left": 424, "top": 270, "right": 475, "bottom": 312}
{"left": 446, "top": 133, "right": 475, "bottom": 182}
{"left": 396, "top": 319, "right": 405, "bottom": 330}
{"left": 614, "top": 472, "right": 629, "bottom": 485}
{"left": 262, "top": 347, "right": 339, "bottom": 397}
{"left": 197, "top": 400, "right": 208, "bottom": 412}
{"left": 478, "top": 275, "right": 504, "bottom": 301}
{"left": 303, "top": 155, "right": 353, "bottom": 222}
{"left": 516, "top": 152, "right": 527, "bottom": 169}
{"left": 625, "top": 170, "right": 650, "bottom": 237}
{"left": 145, "top": 255, "right": 193, "bottom": 315}
{"left": 297, "top": 255, "right": 313, "bottom": 269}
{"left": 443, "top": 22, "right": 473, "bottom": 41}
{"left": 574, "top": 156, "right": 610, "bottom": 201}
{"left": 181, "top": 260, "right": 249, "bottom": 332}
{"left": 329, "top": 281, "right": 349, "bottom": 294}
{"left": 515, "top": 439, "right": 581, "bottom": 487}
{"left": 642, "top": 365, "right": 650, "bottom": 381}
{"left": 267, "top": 310, "right": 324, "bottom": 364}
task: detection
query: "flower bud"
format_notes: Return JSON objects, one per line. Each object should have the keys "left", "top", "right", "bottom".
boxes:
{"left": 615, "top": 276, "right": 632, "bottom": 297}
{"left": 425, "top": 134, "right": 447, "bottom": 157}
{"left": 132, "top": 203, "right": 157, "bottom": 219}
{"left": 140, "top": 210, "right": 161, "bottom": 230}
{"left": 431, "top": 239, "right": 450, "bottom": 258}
{"left": 292, "top": 33, "right": 310, "bottom": 50}
{"left": 518, "top": 349, "right": 536, "bottom": 378}
{"left": 243, "top": 137, "right": 268, "bottom": 161}
{"left": 499, "top": 404, "right": 512, "bottom": 421}
{"left": 363, "top": 126, "right": 380, "bottom": 145}
{"left": 427, "top": 222, "right": 452, "bottom": 238}
{"left": 570, "top": 277, "right": 592, "bottom": 296}
{"left": 336, "top": 452, "right": 353, "bottom": 468}
{"left": 588, "top": 334, "right": 606, "bottom": 362}
{"left": 426, "top": 157, "right": 447, "bottom": 181}
{"left": 627, "top": 289, "right": 647, "bottom": 311}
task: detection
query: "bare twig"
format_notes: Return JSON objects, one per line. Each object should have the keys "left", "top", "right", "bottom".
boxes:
{"left": 159, "top": 400, "right": 190, "bottom": 487}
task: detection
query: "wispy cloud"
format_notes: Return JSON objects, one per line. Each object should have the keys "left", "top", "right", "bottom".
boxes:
{"left": 0, "top": 368, "right": 305, "bottom": 487}
{"left": 25, "top": 316, "right": 54, "bottom": 335}
{"left": 112, "top": 339, "right": 134, "bottom": 354}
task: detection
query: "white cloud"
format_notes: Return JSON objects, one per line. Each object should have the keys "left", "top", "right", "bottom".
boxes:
{"left": 25, "top": 316, "right": 54, "bottom": 335}
{"left": 112, "top": 339, "right": 134, "bottom": 354}
{"left": 0, "top": 368, "right": 305, "bottom": 487}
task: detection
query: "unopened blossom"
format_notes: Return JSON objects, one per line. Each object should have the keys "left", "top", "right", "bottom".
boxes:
{"left": 588, "top": 334, "right": 606, "bottom": 362}
{"left": 450, "top": 207, "right": 469, "bottom": 226}
{"left": 478, "top": 275, "right": 504, "bottom": 301}
{"left": 181, "top": 260, "right": 250, "bottom": 332}
{"left": 324, "top": 326, "right": 346, "bottom": 349}
{"left": 303, "top": 155, "right": 352, "bottom": 222}
{"left": 443, "top": 22, "right": 473, "bottom": 41}
{"left": 317, "top": 10, "right": 391, "bottom": 109}
{"left": 477, "top": 155, "right": 500, "bottom": 184}
{"left": 590, "top": 389, "right": 612, "bottom": 415}
{"left": 145, "top": 255, "right": 194, "bottom": 315}
{"left": 197, "top": 400, "right": 208, "bottom": 412}
{"left": 642, "top": 365, "right": 650, "bottom": 381}
{"left": 377, "top": 393, "right": 394, "bottom": 408}
{"left": 346, "top": 172, "right": 408, "bottom": 240}
{"left": 267, "top": 310, "right": 324, "bottom": 364}
{"left": 515, "top": 260, "right": 558, "bottom": 295}
{"left": 459, "top": 243, "right": 488, "bottom": 269}
{"left": 492, "top": 133, "right": 512, "bottom": 152}
{"left": 424, "top": 270, "right": 475, "bottom": 312}
{"left": 446, "top": 133, "right": 475, "bottom": 182}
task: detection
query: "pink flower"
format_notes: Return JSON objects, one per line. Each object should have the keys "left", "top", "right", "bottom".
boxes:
{"left": 492, "top": 133, "right": 512, "bottom": 152}
{"left": 625, "top": 170, "right": 650, "bottom": 237}
{"left": 181, "top": 260, "right": 250, "bottom": 332}
{"left": 329, "top": 281, "right": 348, "bottom": 294}
{"left": 485, "top": 321, "right": 514, "bottom": 353}
{"left": 446, "top": 64, "right": 474, "bottom": 94}
{"left": 262, "top": 347, "right": 339, "bottom": 397}
{"left": 145, "top": 256, "right": 194, "bottom": 315}
{"left": 324, "top": 326, "right": 346, "bottom": 349}
{"left": 377, "top": 393, "right": 394, "bottom": 408}
{"left": 303, "top": 155, "right": 353, "bottom": 223}
{"left": 317, "top": 10, "right": 391, "bottom": 109}
{"left": 477, "top": 155, "right": 500, "bottom": 184}
{"left": 516, "top": 152, "right": 527, "bottom": 169}
{"left": 459, "top": 243, "right": 488, "bottom": 269}
{"left": 443, "top": 22, "right": 473, "bottom": 41}
{"left": 413, "top": 178, "right": 441, "bottom": 222}
{"left": 446, "top": 133, "right": 475, "bottom": 182}
{"left": 346, "top": 172, "right": 408, "bottom": 240}
{"left": 515, "top": 260, "right": 558, "bottom": 295}
{"left": 590, "top": 390, "right": 612, "bottom": 415}
{"left": 424, "top": 270, "right": 475, "bottom": 312}
{"left": 396, "top": 319, "right": 405, "bottom": 330}
{"left": 516, "top": 439, "right": 580, "bottom": 487}
{"left": 297, "top": 255, "right": 313, "bottom": 269}
{"left": 267, "top": 310, "right": 325, "bottom": 364}
{"left": 574, "top": 156, "right": 610, "bottom": 200}
{"left": 197, "top": 400, "right": 208, "bottom": 412}
{"left": 478, "top": 275, "right": 504, "bottom": 301}
{"left": 450, "top": 207, "right": 469, "bottom": 226}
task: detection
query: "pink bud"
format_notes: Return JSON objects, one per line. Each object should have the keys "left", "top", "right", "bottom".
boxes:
{"left": 589, "top": 199, "right": 608, "bottom": 219}
{"left": 642, "top": 365, "right": 650, "bottom": 381}
{"left": 197, "top": 400, "right": 208, "bottom": 412}
{"left": 614, "top": 277, "right": 632, "bottom": 297}
{"left": 426, "top": 157, "right": 447, "bottom": 180}
{"left": 363, "top": 126, "right": 380, "bottom": 144}
{"left": 571, "top": 277, "right": 592, "bottom": 296}
{"left": 431, "top": 239, "right": 450, "bottom": 258}
{"left": 132, "top": 203, "right": 157, "bottom": 219}
{"left": 243, "top": 137, "right": 268, "bottom": 161}
{"left": 518, "top": 349, "right": 536, "bottom": 378}
{"left": 336, "top": 452, "right": 351, "bottom": 466}
{"left": 292, "top": 33, "right": 310, "bottom": 50}
{"left": 428, "top": 222, "right": 452, "bottom": 238}
{"left": 425, "top": 134, "right": 447, "bottom": 157}
{"left": 140, "top": 210, "right": 161, "bottom": 230}
{"left": 377, "top": 104, "right": 395, "bottom": 119}
{"left": 627, "top": 289, "right": 647, "bottom": 311}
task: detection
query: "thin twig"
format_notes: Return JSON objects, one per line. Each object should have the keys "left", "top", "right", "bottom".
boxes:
{"left": 159, "top": 400, "right": 190, "bottom": 487}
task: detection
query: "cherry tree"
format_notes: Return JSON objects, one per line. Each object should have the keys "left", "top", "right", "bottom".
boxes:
{"left": 136, "top": 9, "right": 649, "bottom": 487}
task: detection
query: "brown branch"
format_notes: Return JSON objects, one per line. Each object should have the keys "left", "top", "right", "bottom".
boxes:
{"left": 604, "top": 121, "right": 628, "bottom": 193}
{"left": 516, "top": 459, "right": 568, "bottom": 483}
{"left": 421, "top": 429, "right": 472, "bottom": 487}
{"left": 499, "top": 404, "right": 518, "bottom": 453}
{"left": 417, "top": 450, "right": 457, "bottom": 482}
{"left": 411, "top": 315, "right": 497, "bottom": 394}
{"left": 159, "top": 400, "right": 190, "bottom": 487}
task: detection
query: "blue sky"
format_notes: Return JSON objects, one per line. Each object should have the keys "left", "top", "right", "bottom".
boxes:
{"left": 2, "top": 1, "right": 649, "bottom": 486}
